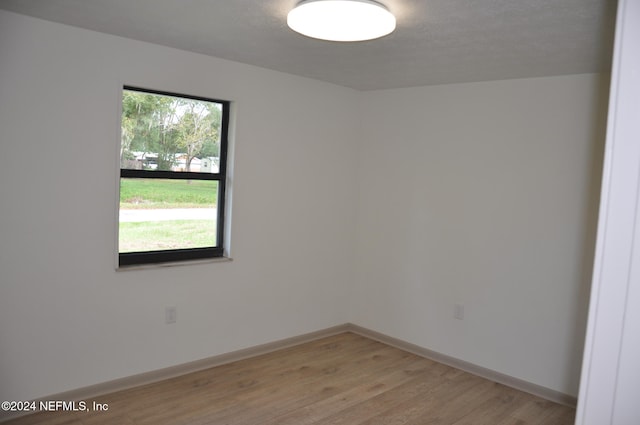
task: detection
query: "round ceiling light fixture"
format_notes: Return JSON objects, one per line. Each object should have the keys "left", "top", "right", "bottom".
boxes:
{"left": 287, "top": 0, "right": 396, "bottom": 42}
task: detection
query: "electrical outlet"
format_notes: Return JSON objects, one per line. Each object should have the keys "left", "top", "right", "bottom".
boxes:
{"left": 165, "top": 306, "right": 177, "bottom": 324}
{"left": 454, "top": 304, "right": 464, "bottom": 320}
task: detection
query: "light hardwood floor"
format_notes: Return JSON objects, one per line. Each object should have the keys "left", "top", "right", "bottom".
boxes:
{"left": 5, "top": 332, "right": 575, "bottom": 425}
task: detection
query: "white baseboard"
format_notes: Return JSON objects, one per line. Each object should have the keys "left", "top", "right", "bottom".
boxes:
{"left": 0, "top": 324, "right": 350, "bottom": 422}
{"left": 345, "top": 323, "right": 577, "bottom": 407}
{"left": 1, "top": 322, "right": 576, "bottom": 422}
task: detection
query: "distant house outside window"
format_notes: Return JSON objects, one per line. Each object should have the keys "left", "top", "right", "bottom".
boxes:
{"left": 118, "top": 86, "right": 230, "bottom": 267}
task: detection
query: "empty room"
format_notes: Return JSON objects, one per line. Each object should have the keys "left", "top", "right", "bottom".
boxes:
{"left": 1, "top": 0, "right": 639, "bottom": 424}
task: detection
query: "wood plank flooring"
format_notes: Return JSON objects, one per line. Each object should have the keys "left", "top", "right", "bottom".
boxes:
{"left": 5, "top": 332, "right": 575, "bottom": 425}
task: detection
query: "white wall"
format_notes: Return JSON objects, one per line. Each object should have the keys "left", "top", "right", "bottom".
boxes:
{"left": 353, "top": 74, "right": 608, "bottom": 396}
{"left": 0, "top": 10, "right": 358, "bottom": 402}
{"left": 577, "top": 0, "right": 640, "bottom": 422}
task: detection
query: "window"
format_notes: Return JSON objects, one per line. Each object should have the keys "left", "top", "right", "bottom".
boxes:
{"left": 118, "top": 86, "right": 230, "bottom": 267}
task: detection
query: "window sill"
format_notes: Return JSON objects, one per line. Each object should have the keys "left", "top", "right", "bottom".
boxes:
{"left": 116, "top": 256, "right": 233, "bottom": 272}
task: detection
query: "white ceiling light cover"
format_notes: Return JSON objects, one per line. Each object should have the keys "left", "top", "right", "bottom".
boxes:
{"left": 287, "top": 0, "right": 396, "bottom": 42}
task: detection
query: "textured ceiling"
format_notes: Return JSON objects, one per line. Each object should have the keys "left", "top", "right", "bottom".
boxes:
{"left": 0, "top": 0, "right": 617, "bottom": 91}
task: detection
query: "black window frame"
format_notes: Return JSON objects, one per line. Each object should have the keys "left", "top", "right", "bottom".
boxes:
{"left": 118, "top": 86, "right": 230, "bottom": 267}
